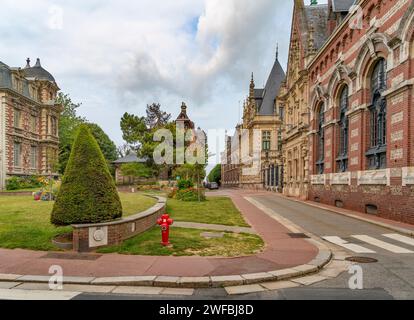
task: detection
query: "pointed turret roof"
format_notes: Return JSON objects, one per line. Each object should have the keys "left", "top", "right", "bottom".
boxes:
{"left": 254, "top": 56, "right": 286, "bottom": 116}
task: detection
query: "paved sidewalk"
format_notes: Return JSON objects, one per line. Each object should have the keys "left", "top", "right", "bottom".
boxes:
{"left": 0, "top": 192, "right": 318, "bottom": 278}
{"left": 174, "top": 222, "right": 256, "bottom": 234}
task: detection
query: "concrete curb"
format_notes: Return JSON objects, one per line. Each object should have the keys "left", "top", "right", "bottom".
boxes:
{"left": 0, "top": 247, "right": 331, "bottom": 288}
{"left": 271, "top": 193, "right": 414, "bottom": 238}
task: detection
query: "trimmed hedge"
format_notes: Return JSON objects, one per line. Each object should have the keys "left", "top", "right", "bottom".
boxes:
{"left": 51, "top": 125, "right": 122, "bottom": 226}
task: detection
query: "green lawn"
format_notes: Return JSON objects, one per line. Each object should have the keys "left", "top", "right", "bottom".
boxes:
{"left": 0, "top": 192, "right": 157, "bottom": 251}
{"left": 98, "top": 227, "right": 263, "bottom": 257}
{"left": 167, "top": 197, "right": 249, "bottom": 227}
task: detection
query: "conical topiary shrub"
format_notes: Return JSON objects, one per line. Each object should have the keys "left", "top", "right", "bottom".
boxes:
{"left": 51, "top": 124, "right": 122, "bottom": 226}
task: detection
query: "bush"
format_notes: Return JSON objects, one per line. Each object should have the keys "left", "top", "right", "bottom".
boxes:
{"left": 177, "top": 179, "right": 194, "bottom": 190}
{"left": 51, "top": 125, "right": 123, "bottom": 226}
{"left": 176, "top": 188, "right": 206, "bottom": 202}
{"left": 167, "top": 187, "right": 178, "bottom": 199}
{"left": 6, "top": 176, "right": 44, "bottom": 190}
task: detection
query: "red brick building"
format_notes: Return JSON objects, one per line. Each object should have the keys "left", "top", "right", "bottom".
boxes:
{"left": 308, "top": 0, "right": 414, "bottom": 224}
{"left": 0, "top": 58, "right": 61, "bottom": 190}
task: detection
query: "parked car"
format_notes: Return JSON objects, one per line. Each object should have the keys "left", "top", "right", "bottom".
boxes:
{"left": 208, "top": 182, "right": 219, "bottom": 190}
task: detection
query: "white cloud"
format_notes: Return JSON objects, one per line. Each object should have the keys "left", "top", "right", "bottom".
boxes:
{"left": 0, "top": 0, "right": 296, "bottom": 145}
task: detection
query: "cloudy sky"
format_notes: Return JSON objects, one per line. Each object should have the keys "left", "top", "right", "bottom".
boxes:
{"left": 0, "top": 0, "right": 326, "bottom": 166}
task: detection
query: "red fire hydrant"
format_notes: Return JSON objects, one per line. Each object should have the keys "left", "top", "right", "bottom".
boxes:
{"left": 157, "top": 214, "right": 173, "bottom": 246}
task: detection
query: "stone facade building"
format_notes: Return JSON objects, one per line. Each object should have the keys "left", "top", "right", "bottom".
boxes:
{"left": 308, "top": 0, "right": 414, "bottom": 224}
{"left": 222, "top": 56, "right": 285, "bottom": 190}
{"left": 0, "top": 58, "right": 61, "bottom": 190}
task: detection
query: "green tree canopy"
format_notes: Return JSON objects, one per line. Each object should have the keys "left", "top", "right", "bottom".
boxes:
{"left": 58, "top": 93, "right": 117, "bottom": 174}
{"left": 120, "top": 163, "right": 155, "bottom": 179}
{"left": 51, "top": 125, "right": 122, "bottom": 226}
{"left": 208, "top": 164, "right": 221, "bottom": 184}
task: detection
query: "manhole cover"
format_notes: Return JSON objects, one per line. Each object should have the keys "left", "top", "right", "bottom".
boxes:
{"left": 346, "top": 256, "right": 378, "bottom": 263}
{"left": 288, "top": 233, "right": 310, "bottom": 239}
{"left": 41, "top": 253, "right": 102, "bottom": 261}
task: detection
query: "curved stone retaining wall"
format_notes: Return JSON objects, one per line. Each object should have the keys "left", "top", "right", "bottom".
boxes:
{"left": 72, "top": 196, "right": 166, "bottom": 252}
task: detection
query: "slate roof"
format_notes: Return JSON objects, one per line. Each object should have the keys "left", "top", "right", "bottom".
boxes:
{"left": 305, "top": 4, "right": 329, "bottom": 51}
{"left": 256, "top": 59, "right": 285, "bottom": 115}
{"left": 113, "top": 152, "right": 147, "bottom": 164}
{"left": 22, "top": 58, "right": 56, "bottom": 82}
{"left": 332, "top": 0, "right": 356, "bottom": 12}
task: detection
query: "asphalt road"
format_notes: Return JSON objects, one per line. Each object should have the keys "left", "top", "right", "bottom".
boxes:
{"left": 250, "top": 194, "right": 414, "bottom": 300}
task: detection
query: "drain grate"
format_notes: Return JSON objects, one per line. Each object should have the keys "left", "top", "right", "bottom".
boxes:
{"left": 288, "top": 233, "right": 310, "bottom": 239}
{"left": 346, "top": 256, "right": 378, "bottom": 263}
{"left": 41, "top": 252, "right": 102, "bottom": 261}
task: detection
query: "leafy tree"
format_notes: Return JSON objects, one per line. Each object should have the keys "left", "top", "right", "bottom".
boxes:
{"left": 51, "top": 125, "right": 122, "bottom": 226}
{"left": 57, "top": 93, "right": 117, "bottom": 174}
{"left": 145, "top": 103, "right": 171, "bottom": 129}
{"left": 86, "top": 123, "right": 117, "bottom": 162}
{"left": 208, "top": 164, "right": 221, "bottom": 185}
{"left": 120, "top": 163, "right": 154, "bottom": 179}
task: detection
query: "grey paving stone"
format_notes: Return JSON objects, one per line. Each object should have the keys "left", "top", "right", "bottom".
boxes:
{"left": 161, "top": 288, "right": 195, "bottom": 296}
{"left": 112, "top": 286, "right": 163, "bottom": 295}
{"left": 179, "top": 277, "right": 211, "bottom": 288}
{"left": 241, "top": 272, "right": 276, "bottom": 284}
{"left": 92, "top": 276, "right": 156, "bottom": 286}
{"left": 0, "top": 282, "right": 21, "bottom": 289}
{"left": 268, "top": 268, "right": 302, "bottom": 280}
{"left": 292, "top": 264, "right": 318, "bottom": 275}
{"left": 210, "top": 275, "right": 244, "bottom": 288}
{"left": 154, "top": 276, "right": 180, "bottom": 287}
{"left": 225, "top": 284, "right": 266, "bottom": 295}
{"left": 292, "top": 275, "right": 328, "bottom": 286}
{"left": 260, "top": 281, "right": 300, "bottom": 291}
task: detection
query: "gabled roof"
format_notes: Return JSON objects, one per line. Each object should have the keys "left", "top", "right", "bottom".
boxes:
{"left": 332, "top": 0, "right": 356, "bottom": 12}
{"left": 113, "top": 152, "right": 147, "bottom": 164}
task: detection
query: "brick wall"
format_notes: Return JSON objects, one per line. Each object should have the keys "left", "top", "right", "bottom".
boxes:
{"left": 72, "top": 196, "right": 166, "bottom": 252}
{"left": 307, "top": 0, "right": 414, "bottom": 224}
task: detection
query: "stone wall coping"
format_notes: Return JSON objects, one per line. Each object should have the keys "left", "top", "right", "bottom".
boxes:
{"left": 71, "top": 195, "right": 167, "bottom": 229}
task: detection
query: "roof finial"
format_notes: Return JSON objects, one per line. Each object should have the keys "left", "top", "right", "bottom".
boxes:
{"left": 249, "top": 73, "right": 255, "bottom": 99}
{"left": 276, "top": 43, "right": 279, "bottom": 61}
{"left": 35, "top": 58, "right": 41, "bottom": 67}
{"left": 181, "top": 102, "right": 187, "bottom": 112}
{"left": 25, "top": 58, "right": 31, "bottom": 68}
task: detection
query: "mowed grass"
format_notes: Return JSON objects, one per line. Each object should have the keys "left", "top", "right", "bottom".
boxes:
{"left": 167, "top": 197, "right": 249, "bottom": 227}
{"left": 97, "top": 227, "right": 264, "bottom": 257}
{"left": 0, "top": 193, "right": 157, "bottom": 251}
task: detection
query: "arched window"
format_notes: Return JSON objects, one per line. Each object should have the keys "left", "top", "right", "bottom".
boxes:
{"left": 316, "top": 105, "right": 325, "bottom": 174}
{"left": 336, "top": 86, "right": 349, "bottom": 172}
{"left": 366, "top": 58, "right": 387, "bottom": 170}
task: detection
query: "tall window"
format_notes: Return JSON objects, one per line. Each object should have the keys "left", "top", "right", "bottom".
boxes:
{"left": 337, "top": 86, "right": 349, "bottom": 172}
{"left": 31, "top": 116, "right": 37, "bottom": 133}
{"left": 14, "top": 109, "right": 21, "bottom": 128}
{"left": 31, "top": 146, "right": 38, "bottom": 169}
{"left": 51, "top": 116, "right": 58, "bottom": 136}
{"left": 14, "top": 142, "right": 22, "bottom": 167}
{"left": 367, "top": 59, "right": 387, "bottom": 170}
{"left": 262, "top": 131, "right": 271, "bottom": 151}
{"left": 316, "top": 105, "right": 325, "bottom": 174}
{"left": 277, "top": 128, "right": 283, "bottom": 151}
